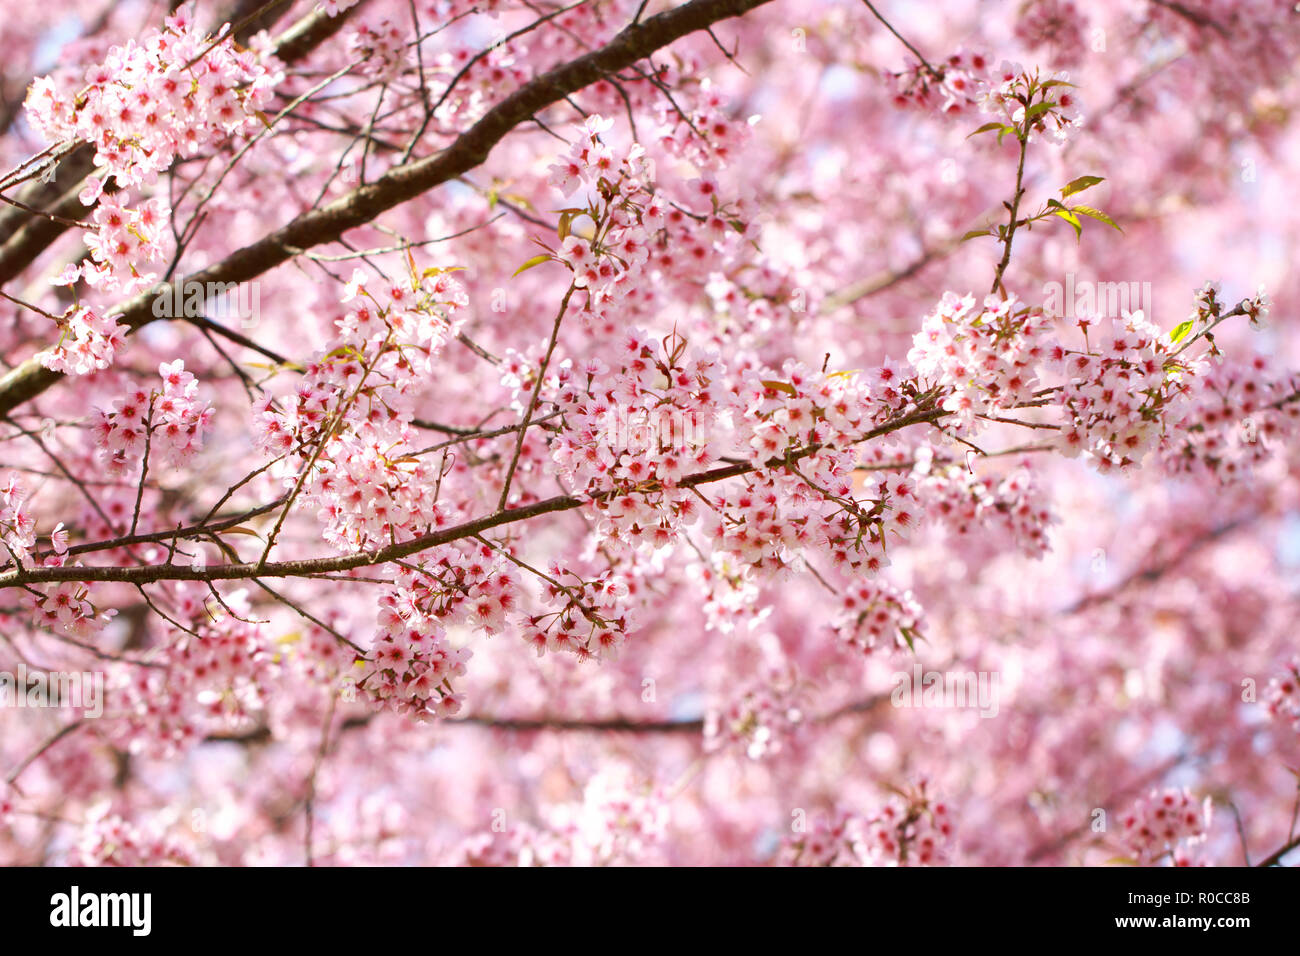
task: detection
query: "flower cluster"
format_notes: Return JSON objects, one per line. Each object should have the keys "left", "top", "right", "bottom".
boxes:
{"left": 429, "top": 43, "right": 528, "bottom": 122}
{"left": 455, "top": 821, "right": 573, "bottom": 867}
{"left": 254, "top": 267, "right": 465, "bottom": 551}
{"left": 548, "top": 116, "right": 661, "bottom": 306}
{"left": 38, "top": 305, "right": 130, "bottom": 376}
{"left": 827, "top": 577, "right": 925, "bottom": 654}
{"left": 4, "top": 476, "right": 112, "bottom": 636}
{"left": 780, "top": 784, "right": 953, "bottom": 866}
{"left": 359, "top": 547, "right": 518, "bottom": 719}
{"left": 520, "top": 563, "right": 633, "bottom": 662}
{"left": 695, "top": 551, "right": 771, "bottom": 634}
{"left": 1164, "top": 356, "right": 1300, "bottom": 483}
{"left": 908, "top": 292, "right": 1052, "bottom": 434}
{"left": 780, "top": 811, "right": 869, "bottom": 866}
{"left": 1264, "top": 657, "right": 1300, "bottom": 731}
{"left": 916, "top": 457, "right": 1055, "bottom": 558}
{"left": 347, "top": 17, "right": 408, "bottom": 80}
{"left": 1, "top": 474, "right": 37, "bottom": 564}
{"left": 25, "top": 9, "right": 275, "bottom": 310}
{"left": 651, "top": 75, "right": 753, "bottom": 168}
{"left": 860, "top": 787, "right": 953, "bottom": 865}
{"left": 1055, "top": 311, "right": 1183, "bottom": 470}
{"left": 704, "top": 664, "right": 806, "bottom": 759}
{"left": 1119, "top": 787, "right": 1212, "bottom": 864}
{"left": 24, "top": 9, "right": 273, "bottom": 192}
{"left": 81, "top": 195, "right": 171, "bottom": 295}
{"left": 66, "top": 806, "right": 200, "bottom": 867}
{"left": 887, "top": 50, "right": 989, "bottom": 114}
{"left": 547, "top": 329, "right": 718, "bottom": 551}
{"left": 24, "top": 580, "right": 112, "bottom": 638}
{"left": 977, "top": 62, "right": 1082, "bottom": 142}
{"left": 107, "top": 588, "right": 277, "bottom": 757}
{"left": 455, "top": 769, "right": 667, "bottom": 866}
{"left": 701, "top": 361, "right": 928, "bottom": 580}
{"left": 1015, "top": 0, "right": 1089, "bottom": 68}
{"left": 90, "top": 360, "right": 213, "bottom": 475}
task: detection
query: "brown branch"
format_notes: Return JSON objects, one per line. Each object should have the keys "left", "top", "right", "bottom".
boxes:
{"left": 0, "top": 397, "right": 948, "bottom": 589}
{"left": 0, "top": 0, "right": 778, "bottom": 419}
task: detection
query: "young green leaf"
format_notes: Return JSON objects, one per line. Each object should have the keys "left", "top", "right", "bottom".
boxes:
{"left": 512, "top": 254, "right": 554, "bottom": 277}
{"left": 1060, "top": 175, "right": 1104, "bottom": 199}
{"left": 1053, "top": 208, "right": 1083, "bottom": 240}
{"left": 1072, "top": 204, "right": 1123, "bottom": 232}
{"left": 1024, "top": 101, "right": 1054, "bottom": 122}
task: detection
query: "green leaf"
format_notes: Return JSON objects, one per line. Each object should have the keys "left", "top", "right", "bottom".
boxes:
{"left": 1053, "top": 208, "right": 1082, "bottom": 241}
{"left": 557, "top": 211, "right": 575, "bottom": 243}
{"left": 1025, "top": 101, "right": 1054, "bottom": 122}
{"left": 899, "top": 625, "right": 919, "bottom": 653}
{"left": 967, "top": 121, "right": 1006, "bottom": 138}
{"left": 960, "top": 229, "right": 991, "bottom": 242}
{"left": 1169, "top": 319, "right": 1195, "bottom": 344}
{"left": 1060, "top": 175, "right": 1104, "bottom": 199}
{"left": 1072, "top": 204, "right": 1123, "bottom": 232}
{"left": 512, "top": 254, "right": 554, "bottom": 277}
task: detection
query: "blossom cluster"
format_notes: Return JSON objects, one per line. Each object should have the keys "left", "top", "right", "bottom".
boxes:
{"left": 908, "top": 292, "right": 1053, "bottom": 432}
{"left": 346, "top": 17, "right": 409, "bottom": 80}
{"left": 25, "top": 7, "right": 276, "bottom": 368}
{"left": 887, "top": 50, "right": 989, "bottom": 114}
{"left": 703, "top": 362, "right": 920, "bottom": 578}
{"left": 1164, "top": 356, "right": 1300, "bottom": 483}
{"left": 1, "top": 475, "right": 37, "bottom": 564}
{"left": 1264, "top": 658, "right": 1300, "bottom": 731}
{"left": 66, "top": 805, "right": 200, "bottom": 867}
{"left": 429, "top": 42, "right": 528, "bottom": 122}
{"left": 24, "top": 8, "right": 273, "bottom": 192}
{"left": 91, "top": 360, "right": 213, "bottom": 475}
{"left": 548, "top": 116, "right": 662, "bottom": 308}
{"left": 780, "top": 784, "right": 953, "bottom": 866}
{"left": 977, "top": 61, "right": 1083, "bottom": 142}
{"left": 358, "top": 547, "right": 518, "bottom": 719}
{"left": 38, "top": 305, "right": 130, "bottom": 376}
{"left": 107, "top": 586, "right": 277, "bottom": 757}
{"left": 547, "top": 328, "right": 718, "bottom": 551}
{"left": 827, "top": 577, "right": 925, "bottom": 655}
{"left": 916, "top": 457, "right": 1055, "bottom": 559}
{"left": 704, "top": 663, "right": 806, "bottom": 759}
{"left": 4, "top": 476, "right": 112, "bottom": 638}
{"left": 455, "top": 769, "right": 667, "bottom": 866}
{"left": 1014, "top": 0, "right": 1089, "bottom": 68}
{"left": 520, "top": 563, "right": 634, "bottom": 662}
{"left": 1055, "top": 311, "right": 1185, "bottom": 470}
{"left": 651, "top": 75, "right": 753, "bottom": 169}
{"left": 23, "top": 580, "right": 111, "bottom": 639}
{"left": 254, "top": 267, "right": 466, "bottom": 552}
{"left": 888, "top": 53, "right": 1081, "bottom": 143}
{"left": 1119, "top": 788, "right": 1212, "bottom": 864}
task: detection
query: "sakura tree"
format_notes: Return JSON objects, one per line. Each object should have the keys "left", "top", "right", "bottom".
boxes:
{"left": 0, "top": 0, "right": 1297, "bottom": 867}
